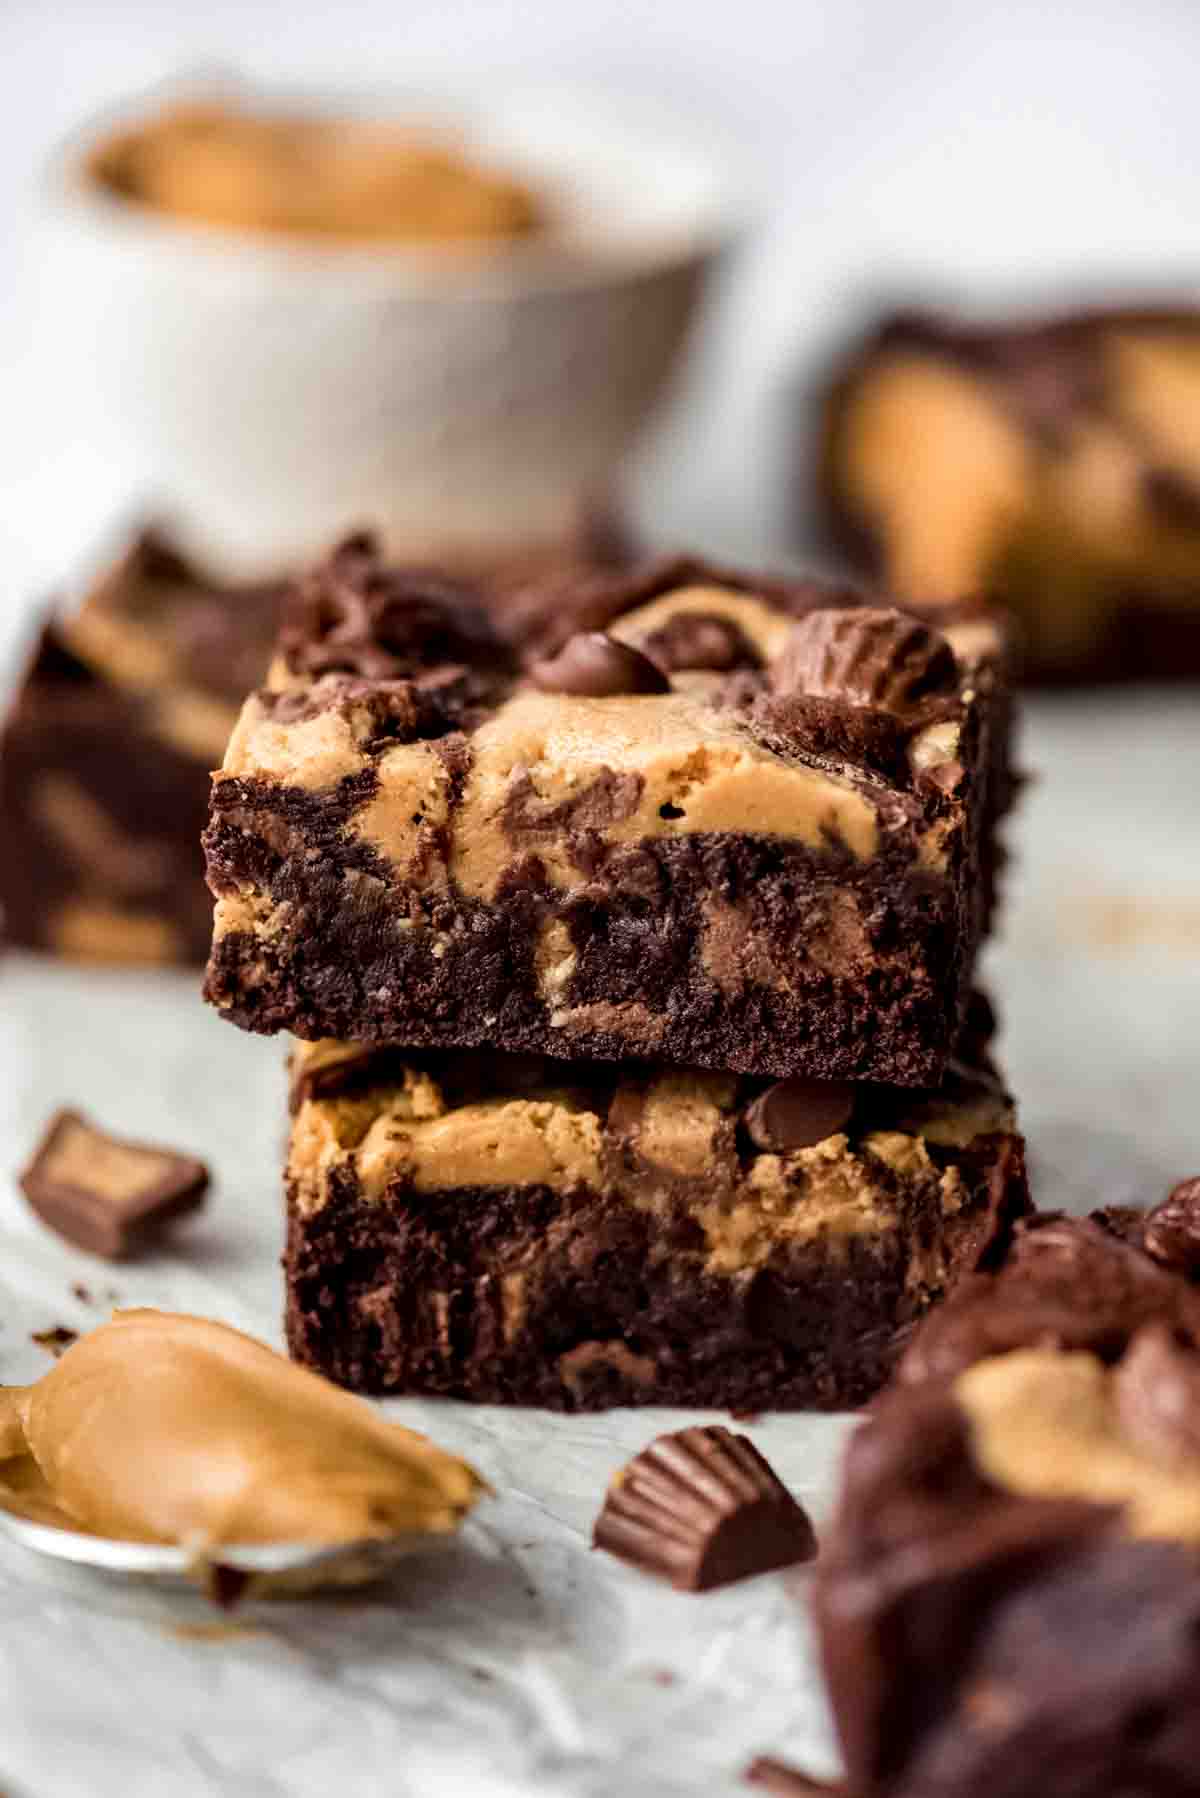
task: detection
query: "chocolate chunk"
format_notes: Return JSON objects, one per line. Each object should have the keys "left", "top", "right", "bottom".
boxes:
{"left": 1113, "top": 1324, "right": 1200, "bottom": 1469}
{"left": 19, "top": 1109, "right": 209, "bottom": 1260}
{"left": 528, "top": 631, "right": 671, "bottom": 697}
{"left": 1143, "top": 1176, "right": 1200, "bottom": 1277}
{"left": 592, "top": 1425, "right": 816, "bottom": 1591}
{"left": 744, "top": 1079, "right": 855, "bottom": 1152}
{"left": 638, "top": 610, "right": 762, "bottom": 673}
{"left": 743, "top": 1758, "right": 844, "bottom": 1795}
{"left": 31, "top": 1326, "right": 78, "bottom": 1358}
{"left": 773, "top": 607, "right": 957, "bottom": 713}
{"left": 281, "top": 532, "right": 498, "bottom": 682}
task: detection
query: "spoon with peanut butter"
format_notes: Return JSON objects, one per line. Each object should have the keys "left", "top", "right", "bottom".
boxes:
{"left": 0, "top": 1310, "right": 486, "bottom": 1593}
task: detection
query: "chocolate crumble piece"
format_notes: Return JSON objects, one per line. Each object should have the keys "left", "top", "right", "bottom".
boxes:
{"left": 31, "top": 1326, "right": 78, "bottom": 1358}
{"left": 528, "top": 630, "right": 671, "bottom": 696}
{"left": 593, "top": 1426, "right": 816, "bottom": 1590}
{"left": 20, "top": 1109, "right": 209, "bottom": 1260}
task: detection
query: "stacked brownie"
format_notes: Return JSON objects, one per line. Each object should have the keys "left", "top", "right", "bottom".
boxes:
{"left": 202, "top": 536, "right": 1025, "bottom": 1408}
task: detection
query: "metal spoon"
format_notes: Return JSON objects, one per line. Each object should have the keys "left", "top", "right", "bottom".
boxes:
{"left": 0, "top": 1502, "right": 456, "bottom": 1592}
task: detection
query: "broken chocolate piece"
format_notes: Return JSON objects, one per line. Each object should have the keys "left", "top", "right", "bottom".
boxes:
{"left": 1143, "top": 1176, "right": 1200, "bottom": 1277}
{"left": 592, "top": 1426, "right": 816, "bottom": 1590}
{"left": 775, "top": 607, "right": 957, "bottom": 713}
{"left": 744, "top": 1079, "right": 856, "bottom": 1153}
{"left": 528, "top": 630, "right": 671, "bottom": 697}
{"left": 19, "top": 1109, "right": 209, "bottom": 1259}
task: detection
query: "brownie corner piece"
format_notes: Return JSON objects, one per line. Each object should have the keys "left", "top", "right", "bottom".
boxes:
{"left": 205, "top": 536, "right": 1013, "bottom": 1083}
{"left": 282, "top": 1034, "right": 1028, "bottom": 1410}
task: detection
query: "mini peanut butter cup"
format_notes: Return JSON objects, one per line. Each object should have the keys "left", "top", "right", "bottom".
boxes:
{"left": 592, "top": 1425, "right": 816, "bottom": 1591}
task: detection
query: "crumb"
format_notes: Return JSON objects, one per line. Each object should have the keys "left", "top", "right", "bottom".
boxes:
{"left": 71, "top": 1283, "right": 93, "bottom": 1304}
{"left": 31, "top": 1325, "right": 78, "bottom": 1358}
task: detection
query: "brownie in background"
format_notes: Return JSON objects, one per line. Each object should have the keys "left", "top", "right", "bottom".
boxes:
{"left": 813, "top": 303, "right": 1200, "bottom": 680}
{"left": 0, "top": 532, "right": 281, "bottom": 963}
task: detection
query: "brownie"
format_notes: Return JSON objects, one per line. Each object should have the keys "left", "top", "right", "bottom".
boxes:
{"left": 204, "top": 538, "right": 1013, "bottom": 1084}
{"left": 0, "top": 531, "right": 282, "bottom": 963}
{"left": 283, "top": 1028, "right": 1029, "bottom": 1409}
{"left": 813, "top": 1198, "right": 1200, "bottom": 1796}
{"left": 813, "top": 302, "right": 1200, "bottom": 681}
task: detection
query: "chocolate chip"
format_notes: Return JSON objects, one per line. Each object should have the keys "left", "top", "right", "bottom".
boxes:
{"left": 638, "top": 610, "right": 762, "bottom": 673}
{"left": 592, "top": 1425, "right": 817, "bottom": 1591}
{"left": 1143, "top": 1178, "right": 1200, "bottom": 1277}
{"left": 773, "top": 607, "right": 958, "bottom": 714}
{"left": 19, "top": 1109, "right": 209, "bottom": 1260}
{"left": 744, "top": 1079, "right": 855, "bottom": 1152}
{"left": 528, "top": 631, "right": 671, "bottom": 697}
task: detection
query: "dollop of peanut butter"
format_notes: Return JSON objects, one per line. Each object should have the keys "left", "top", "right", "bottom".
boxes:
{"left": 0, "top": 1310, "right": 484, "bottom": 1546}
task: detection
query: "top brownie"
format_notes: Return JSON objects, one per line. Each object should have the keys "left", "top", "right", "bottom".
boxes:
{"left": 203, "top": 536, "right": 1012, "bottom": 1082}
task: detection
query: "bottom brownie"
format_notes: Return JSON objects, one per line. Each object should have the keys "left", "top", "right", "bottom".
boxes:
{"left": 283, "top": 1032, "right": 1028, "bottom": 1410}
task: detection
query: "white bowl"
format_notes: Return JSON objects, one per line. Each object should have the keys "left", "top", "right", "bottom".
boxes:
{"left": 34, "top": 82, "right": 739, "bottom": 577}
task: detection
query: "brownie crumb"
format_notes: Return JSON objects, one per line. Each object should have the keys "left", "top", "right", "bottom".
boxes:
{"left": 31, "top": 1325, "right": 78, "bottom": 1358}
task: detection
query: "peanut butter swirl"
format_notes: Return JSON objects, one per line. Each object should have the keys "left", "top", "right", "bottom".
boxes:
{"left": 0, "top": 1310, "right": 484, "bottom": 1546}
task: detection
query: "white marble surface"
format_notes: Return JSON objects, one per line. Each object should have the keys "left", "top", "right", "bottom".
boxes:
{"left": 0, "top": 689, "right": 1198, "bottom": 1797}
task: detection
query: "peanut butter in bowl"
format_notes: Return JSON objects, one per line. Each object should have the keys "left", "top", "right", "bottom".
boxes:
{"left": 86, "top": 99, "right": 547, "bottom": 247}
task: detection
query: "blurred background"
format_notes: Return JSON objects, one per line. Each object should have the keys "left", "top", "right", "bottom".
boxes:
{"left": 6, "top": 0, "right": 1200, "bottom": 584}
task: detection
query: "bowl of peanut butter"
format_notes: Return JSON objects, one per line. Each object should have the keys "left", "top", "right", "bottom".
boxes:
{"left": 36, "top": 81, "right": 738, "bottom": 576}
